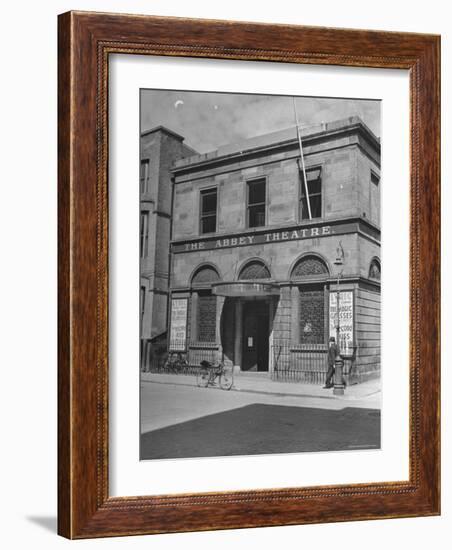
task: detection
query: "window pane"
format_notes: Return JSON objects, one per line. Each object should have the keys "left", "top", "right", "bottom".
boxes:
{"left": 308, "top": 177, "right": 321, "bottom": 196}
{"left": 140, "top": 213, "right": 145, "bottom": 236}
{"left": 248, "top": 179, "right": 266, "bottom": 205}
{"left": 301, "top": 169, "right": 321, "bottom": 197}
{"left": 197, "top": 292, "right": 217, "bottom": 342}
{"left": 140, "top": 287, "right": 146, "bottom": 320}
{"left": 249, "top": 204, "right": 265, "bottom": 227}
{"left": 201, "top": 215, "right": 216, "bottom": 234}
{"left": 306, "top": 168, "right": 321, "bottom": 181}
{"left": 300, "top": 196, "right": 321, "bottom": 220}
{"left": 310, "top": 195, "right": 322, "bottom": 218}
{"left": 300, "top": 198, "right": 309, "bottom": 220}
{"left": 201, "top": 190, "right": 217, "bottom": 214}
{"left": 200, "top": 189, "right": 217, "bottom": 234}
{"left": 140, "top": 160, "right": 148, "bottom": 179}
{"left": 300, "top": 168, "right": 322, "bottom": 219}
{"left": 140, "top": 160, "right": 149, "bottom": 194}
{"left": 299, "top": 287, "right": 325, "bottom": 344}
{"left": 140, "top": 213, "right": 148, "bottom": 257}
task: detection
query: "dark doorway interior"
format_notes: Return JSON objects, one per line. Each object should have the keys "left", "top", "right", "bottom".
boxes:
{"left": 242, "top": 301, "right": 269, "bottom": 371}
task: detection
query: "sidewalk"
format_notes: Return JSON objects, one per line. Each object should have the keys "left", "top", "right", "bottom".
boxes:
{"left": 141, "top": 371, "right": 381, "bottom": 403}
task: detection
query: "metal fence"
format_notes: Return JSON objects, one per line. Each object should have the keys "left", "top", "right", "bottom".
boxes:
{"left": 271, "top": 343, "right": 328, "bottom": 384}
{"left": 188, "top": 343, "right": 220, "bottom": 367}
{"left": 144, "top": 341, "right": 220, "bottom": 376}
{"left": 144, "top": 340, "right": 354, "bottom": 385}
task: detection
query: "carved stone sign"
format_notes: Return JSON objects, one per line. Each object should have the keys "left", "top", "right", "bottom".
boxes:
{"left": 173, "top": 223, "right": 337, "bottom": 253}
{"left": 171, "top": 218, "right": 380, "bottom": 254}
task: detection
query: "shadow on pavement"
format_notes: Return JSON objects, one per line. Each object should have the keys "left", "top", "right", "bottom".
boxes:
{"left": 141, "top": 403, "right": 380, "bottom": 460}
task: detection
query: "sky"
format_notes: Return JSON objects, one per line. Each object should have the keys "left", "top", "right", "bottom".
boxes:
{"left": 141, "top": 89, "right": 380, "bottom": 154}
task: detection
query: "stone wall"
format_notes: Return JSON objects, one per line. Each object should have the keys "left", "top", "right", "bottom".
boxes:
{"left": 172, "top": 144, "right": 372, "bottom": 241}
{"left": 355, "top": 284, "right": 381, "bottom": 382}
{"left": 140, "top": 127, "right": 197, "bottom": 341}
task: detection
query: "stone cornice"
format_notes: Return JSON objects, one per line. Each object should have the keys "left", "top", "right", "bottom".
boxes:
{"left": 172, "top": 120, "right": 380, "bottom": 176}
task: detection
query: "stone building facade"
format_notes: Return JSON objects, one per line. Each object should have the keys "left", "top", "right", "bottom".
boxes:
{"left": 167, "top": 117, "right": 381, "bottom": 384}
{"left": 140, "top": 126, "right": 197, "bottom": 370}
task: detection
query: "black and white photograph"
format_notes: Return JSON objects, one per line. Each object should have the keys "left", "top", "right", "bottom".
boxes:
{"left": 139, "top": 89, "right": 381, "bottom": 460}
{"left": 1, "top": 0, "right": 445, "bottom": 546}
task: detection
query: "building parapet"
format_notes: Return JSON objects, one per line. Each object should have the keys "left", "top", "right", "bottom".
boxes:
{"left": 172, "top": 116, "right": 380, "bottom": 173}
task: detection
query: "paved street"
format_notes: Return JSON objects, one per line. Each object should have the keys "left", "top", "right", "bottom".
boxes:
{"left": 140, "top": 379, "right": 380, "bottom": 460}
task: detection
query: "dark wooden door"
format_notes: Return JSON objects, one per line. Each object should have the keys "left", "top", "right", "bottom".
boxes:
{"left": 242, "top": 302, "right": 269, "bottom": 371}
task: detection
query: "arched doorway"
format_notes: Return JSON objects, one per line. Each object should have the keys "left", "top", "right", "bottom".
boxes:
{"left": 212, "top": 260, "right": 279, "bottom": 373}
{"left": 238, "top": 260, "right": 272, "bottom": 372}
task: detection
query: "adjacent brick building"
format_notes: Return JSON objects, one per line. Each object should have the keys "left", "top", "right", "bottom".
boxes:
{"left": 166, "top": 116, "right": 381, "bottom": 384}
{"left": 140, "top": 126, "right": 197, "bottom": 370}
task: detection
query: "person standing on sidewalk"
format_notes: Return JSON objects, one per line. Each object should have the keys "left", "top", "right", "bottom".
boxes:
{"left": 324, "top": 336, "right": 339, "bottom": 389}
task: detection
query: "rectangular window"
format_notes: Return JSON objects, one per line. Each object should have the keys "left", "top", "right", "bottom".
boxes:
{"left": 370, "top": 171, "right": 380, "bottom": 226}
{"left": 200, "top": 188, "right": 217, "bottom": 234}
{"left": 299, "top": 287, "right": 325, "bottom": 344}
{"left": 140, "top": 159, "right": 149, "bottom": 195}
{"left": 197, "top": 291, "right": 217, "bottom": 342}
{"left": 300, "top": 167, "right": 322, "bottom": 220}
{"left": 247, "top": 178, "right": 266, "bottom": 228}
{"left": 140, "top": 212, "right": 149, "bottom": 257}
{"left": 140, "top": 286, "right": 146, "bottom": 325}
{"left": 371, "top": 171, "right": 380, "bottom": 186}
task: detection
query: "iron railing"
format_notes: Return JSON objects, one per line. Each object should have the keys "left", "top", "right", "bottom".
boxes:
{"left": 271, "top": 342, "right": 328, "bottom": 384}
{"left": 271, "top": 342, "right": 358, "bottom": 385}
{"left": 144, "top": 340, "right": 220, "bottom": 376}
{"left": 145, "top": 340, "right": 355, "bottom": 385}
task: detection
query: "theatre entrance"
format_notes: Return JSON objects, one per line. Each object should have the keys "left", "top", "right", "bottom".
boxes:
{"left": 242, "top": 301, "right": 269, "bottom": 372}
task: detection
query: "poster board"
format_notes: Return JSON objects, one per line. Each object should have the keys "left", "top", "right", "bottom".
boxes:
{"left": 329, "top": 290, "right": 354, "bottom": 354}
{"left": 169, "top": 297, "right": 188, "bottom": 350}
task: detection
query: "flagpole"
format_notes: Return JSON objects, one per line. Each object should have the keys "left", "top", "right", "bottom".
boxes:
{"left": 293, "top": 97, "right": 312, "bottom": 220}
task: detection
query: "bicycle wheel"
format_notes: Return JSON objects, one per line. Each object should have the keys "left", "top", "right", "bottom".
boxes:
{"left": 219, "top": 364, "right": 234, "bottom": 390}
{"left": 196, "top": 368, "right": 210, "bottom": 388}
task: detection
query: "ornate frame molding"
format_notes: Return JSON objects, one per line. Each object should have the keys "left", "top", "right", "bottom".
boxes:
{"left": 58, "top": 11, "right": 440, "bottom": 538}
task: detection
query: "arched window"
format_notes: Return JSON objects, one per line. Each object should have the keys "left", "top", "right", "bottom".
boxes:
{"left": 369, "top": 259, "right": 381, "bottom": 281}
{"left": 191, "top": 266, "right": 220, "bottom": 343}
{"left": 291, "top": 255, "right": 329, "bottom": 279}
{"left": 291, "top": 256, "right": 329, "bottom": 345}
{"left": 239, "top": 261, "right": 271, "bottom": 280}
{"left": 191, "top": 265, "right": 220, "bottom": 286}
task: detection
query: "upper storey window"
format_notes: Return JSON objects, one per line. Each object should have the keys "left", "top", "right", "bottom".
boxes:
{"left": 300, "top": 167, "right": 322, "bottom": 221}
{"left": 140, "top": 159, "right": 149, "bottom": 195}
{"left": 247, "top": 178, "right": 266, "bottom": 228}
{"left": 140, "top": 211, "right": 149, "bottom": 258}
{"left": 370, "top": 170, "right": 380, "bottom": 226}
{"left": 200, "top": 188, "right": 217, "bottom": 234}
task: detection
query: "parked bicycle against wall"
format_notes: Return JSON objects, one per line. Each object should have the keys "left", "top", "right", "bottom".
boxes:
{"left": 196, "top": 359, "right": 234, "bottom": 390}
{"left": 163, "top": 352, "right": 188, "bottom": 374}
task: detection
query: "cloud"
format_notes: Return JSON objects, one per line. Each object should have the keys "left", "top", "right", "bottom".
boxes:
{"left": 141, "top": 89, "right": 380, "bottom": 153}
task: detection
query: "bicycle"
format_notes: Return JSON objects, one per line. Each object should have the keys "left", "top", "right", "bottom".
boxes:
{"left": 196, "top": 359, "right": 234, "bottom": 390}
{"left": 163, "top": 352, "right": 188, "bottom": 374}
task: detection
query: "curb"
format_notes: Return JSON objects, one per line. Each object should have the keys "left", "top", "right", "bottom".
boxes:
{"left": 141, "top": 377, "right": 380, "bottom": 402}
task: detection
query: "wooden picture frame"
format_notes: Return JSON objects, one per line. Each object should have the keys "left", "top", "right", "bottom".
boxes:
{"left": 58, "top": 11, "right": 440, "bottom": 539}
